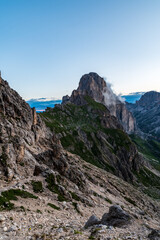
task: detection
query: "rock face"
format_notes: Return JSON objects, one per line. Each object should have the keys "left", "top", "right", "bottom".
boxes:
{"left": 0, "top": 76, "right": 87, "bottom": 191}
{"left": 126, "top": 91, "right": 160, "bottom": 140}
{"left": 62, "top": 72, "right": 136, "bottom": 133}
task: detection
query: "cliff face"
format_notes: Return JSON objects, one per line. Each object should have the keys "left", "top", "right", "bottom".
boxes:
{"left": 62, "top": 72, "right": 136, "bottom": 133}
{"left": 126, "top": 91, "right": 160, "bottom": 141}
{"left": 0, "top": 77, "right": 88, "bottom": 192}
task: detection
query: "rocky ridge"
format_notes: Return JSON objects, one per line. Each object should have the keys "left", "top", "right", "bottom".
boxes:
{"left": 62, "top": 72, "right": 136, "bottom": 133}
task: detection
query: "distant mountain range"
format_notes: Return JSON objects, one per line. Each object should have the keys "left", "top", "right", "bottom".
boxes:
{"left": 27, "top": 92, "right": 145, "bottom": 112}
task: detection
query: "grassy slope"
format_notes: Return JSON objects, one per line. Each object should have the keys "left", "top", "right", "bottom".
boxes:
{"left": 40, "top": 96, "right": 132, "bottom": 173}
{"left": 130, "top": 134, "right": 160, "bottom": 199}
{"left": 130, "top": 134, "right": 160, "bottom": 171}
{"left": 40, "top": 98, "right": 160, "bottom": 200}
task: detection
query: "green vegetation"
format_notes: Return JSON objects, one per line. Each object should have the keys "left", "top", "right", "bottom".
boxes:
{"left": 47, "top": 203, "right": 60, "bottom": 210}
{"left": 40, "top": 96, "right": 160, "bottom": 202}
{"left": 84, "top": 95, "right": 107, "bottom": 111}
{"left": 1, "top": 189, "right": 38, "bottom": 200}
{"left": 104, "top": 128, "right": 132, "bottom": 151}
{"left": 104, "top": 197, "right": 112, "bottom": 204}
{"left": 40, "top": 97, "right": 132, "bottom": 174}
{"left": 74, "top": 230, "right": 82, "bottom": 234}
{"left": 69, "top": 191, "right": 80, "bottom": 201}
{"left": 135, "top": 167, "right": 160, "bottom": 200}
{"left": 45, "top": 174, "right": 67, "bottom": 202}
{"left": 130, "top": 134, "right": 160, "bottom": 171}
{"left": 0, "top": 189, "right": 38, "bottom": 211}
{"left": 31, "top": 181, "right": 43, "bottom": 193}
{"left": 93, "top": 191, "right": 112, "bottom": 204}
{"left": 124, "top": 196, "right": 137, "bottom": 206}
{"left": 72, "top": 202, "right": 80, "bottom": 214}
{"left": 36, "top": 209, "right": 42, "bottom": 213}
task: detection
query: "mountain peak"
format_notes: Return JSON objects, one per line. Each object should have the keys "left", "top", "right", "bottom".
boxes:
{"left": 62, "top": 72, "right": 136, "bottom": 133}
{"left": 77, "top": 72, "right": 106, "bottom": 103}
{"left": 137, "top": 91, "right": 160, "bottom": 107}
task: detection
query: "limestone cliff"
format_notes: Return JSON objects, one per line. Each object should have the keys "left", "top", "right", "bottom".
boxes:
{"left": 62, "top": 72, "right": 136, "bottom": 133}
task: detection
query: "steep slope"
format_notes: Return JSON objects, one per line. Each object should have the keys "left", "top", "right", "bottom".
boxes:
{"left": 41, "top": 96, "right": 140, "bottom": 183}
{"left": 0, "top": 75, "right": 159, "bottom": 239}
{"left": 127, "top": 91, "right": 160, "bottom": 140}
{"left": 130, "top": 134, "right": 160, "bottom": 172}
{"left": 63, "top": 72, "right": 136, "bottom": 133}
{"left": 0, "top": 75, "right": 89, "bottom": 190}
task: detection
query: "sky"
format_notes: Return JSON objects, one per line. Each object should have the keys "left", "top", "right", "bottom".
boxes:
{"left": 0, "top": 0, "right": 160, "bottom": 100}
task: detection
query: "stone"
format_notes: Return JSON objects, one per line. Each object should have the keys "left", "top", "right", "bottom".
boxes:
{"left": 3, "top": 227, "right": 7, "bottom": 232}
{"left": 84, "top": 215, "right": 100, "bottom": 229}
{"left": 148, "top": 229, "right": 160, "bottom": 240}
{"left": 0, "top": 215, "right": 5, "bottom": 222}
{"left": 101, "top": 205, "right": 131, "bottom": 227}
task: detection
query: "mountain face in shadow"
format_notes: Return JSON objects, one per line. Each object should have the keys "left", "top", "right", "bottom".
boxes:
{"left": 126, "top": 91, "right": 160, "bottom": 141}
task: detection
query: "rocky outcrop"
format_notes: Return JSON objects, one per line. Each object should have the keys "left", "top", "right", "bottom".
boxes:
{"left": 126, "top": 91, "right": 160, "bottom": 140}
{"left": 62, "top": 72, "right": 136, "bottom": 133}
{"left": 0, "top": 76, "right": 87, "bottom": 192}
{"left": 101, "top": 205, "right": 131, "bottom": 227}
{"left": 84, "top": 205, "right": 131, "bottom": 228}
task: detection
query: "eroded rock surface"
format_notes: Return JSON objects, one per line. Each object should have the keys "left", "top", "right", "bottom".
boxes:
{"left": 62, "top": 72, "right": 136, "bottom": 133}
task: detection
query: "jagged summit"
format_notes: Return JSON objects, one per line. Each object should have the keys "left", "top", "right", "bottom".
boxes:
{"left": 77, "top": 72, "right": 107, "bottom": 103}
{"left": 62, "top": 72, "right": 136, "bottom": 133}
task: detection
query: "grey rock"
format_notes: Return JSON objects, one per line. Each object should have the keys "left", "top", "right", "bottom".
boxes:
{"left": 148, "top": 229, "right": 160, "bottom": 240}
{"left": 84, "top": 215, "right": 100, "bottom": 229}
{"left": 101, "top": 205, "right": 131, "bottom": 227}
{"left": 62, "top": 72, "right": 136, "bottom": 133}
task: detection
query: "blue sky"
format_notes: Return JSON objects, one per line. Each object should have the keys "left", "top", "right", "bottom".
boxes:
{"left": 0, "top": 0, "right": 160, "bottom": 99}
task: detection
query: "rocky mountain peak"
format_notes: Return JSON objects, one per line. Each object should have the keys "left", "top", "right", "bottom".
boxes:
{"left": 137, "top": 91, "right": 160, "bottom": 107}
{"left": 62, "top": 72, "right": 136, "bottom": 133}
{"left": 77, "top": 72, "right": 107, "bottom": 103}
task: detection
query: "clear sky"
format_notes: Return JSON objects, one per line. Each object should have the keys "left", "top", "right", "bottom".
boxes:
{"left": 0, "top": 0, "right": 160, "bottom": 99}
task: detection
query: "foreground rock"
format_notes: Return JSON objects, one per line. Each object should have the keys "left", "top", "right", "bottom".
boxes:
{"left": 148, "top": 229, "right": 160, "bottom": 240}
{"left": 85, "top": 205, "right": 131, "bottom": 229}
{"left": 84, "top": 215, "right": 100, "bottom": 229}
{"left": 101, "top": 205, "right": 131, "bottom": 227}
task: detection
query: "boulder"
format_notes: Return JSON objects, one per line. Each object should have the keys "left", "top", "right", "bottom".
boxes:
{"left": 148, "top": 229, "right": 160, "bottom": 240}
{"left": 101, "top": 205, "right": 131, "bottom": 227}
{"left": 84, "top": 215, "right": 100, "bottom": 229}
